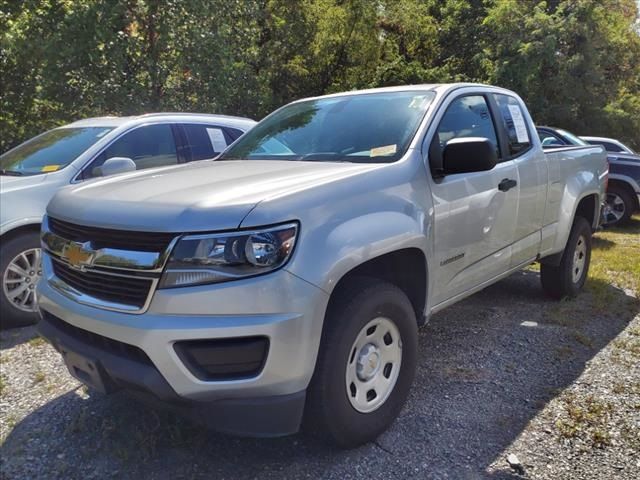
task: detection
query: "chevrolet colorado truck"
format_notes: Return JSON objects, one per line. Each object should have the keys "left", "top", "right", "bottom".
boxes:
{"left": 37, "top": 84, "right": 607, "bottom": 447}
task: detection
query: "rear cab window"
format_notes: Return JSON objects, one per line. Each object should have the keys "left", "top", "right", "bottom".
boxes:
{"left": 493, "top": 94, "right": 532, "bottom": 158}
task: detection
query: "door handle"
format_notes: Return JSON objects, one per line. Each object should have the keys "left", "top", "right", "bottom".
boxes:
{"left": 498, "top": 178, "right": 517, "bottom": 192}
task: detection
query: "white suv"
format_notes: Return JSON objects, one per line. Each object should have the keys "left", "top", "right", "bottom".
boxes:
{"left": 0, "top": 113, "right": 255, "bottom": 327}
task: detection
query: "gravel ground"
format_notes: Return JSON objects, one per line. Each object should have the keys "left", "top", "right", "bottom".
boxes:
{"left": 1, "top": 267, "right": 639, "bottom": 479}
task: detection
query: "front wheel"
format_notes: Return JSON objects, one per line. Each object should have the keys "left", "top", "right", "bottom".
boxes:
{"left": 1, "top": 231, "right": 43, "bottom": 328}
{"left": 304, "top": 277, "right": 418, "bottom": 448}
{"left": 540, "top": 216, "right": 592, "bottom": 299}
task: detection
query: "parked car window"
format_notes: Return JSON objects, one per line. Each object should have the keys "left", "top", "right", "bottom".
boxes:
{"left": 0, "top": 127, "right": 113, "bottom": 176}
{"left": 493, "top": 94, "right": 531, "bottom": 157}
{"left": 556, "top": 129, "right": 588, "bottom": 146}
{"left": 225, "top": 127, "right": 245, "bottom": 142}
{"left": 538, "top": 131, "right": 564, "bottom": 147}
{"left": 219, "top": 91, "right": 435, "bottom": 164}
{"left": 435, "top": 95, "right": 500, "bottom": 158}
{"left": 86, "top": 124, "right": 178, "bottom": 178}
{"left": 587, "top": 140, "right": 626, "bottom": 153}
{"left": 182, "top": 124, "right": 217, "bottom": 161}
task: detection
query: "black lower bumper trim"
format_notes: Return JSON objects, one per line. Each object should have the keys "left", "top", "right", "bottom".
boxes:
{"left": 38, "top": 310, "right": 306, "bottom": 437}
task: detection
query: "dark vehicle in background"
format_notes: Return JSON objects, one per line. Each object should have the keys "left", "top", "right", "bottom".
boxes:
{"left": 536, "top": 127, "right": 639, "bottom": 226}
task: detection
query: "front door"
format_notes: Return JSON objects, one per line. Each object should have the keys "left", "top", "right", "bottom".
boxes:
{"left": 427, "top": 93, "right": 519, "bottom": 306}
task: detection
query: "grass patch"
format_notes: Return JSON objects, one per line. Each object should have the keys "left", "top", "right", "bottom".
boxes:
{"left": 0, "top": 375, "right": 6, "bottom": 396}
{"left": 590, "top": 215, "right": 640, "bottom": 298}
{"left": 28, "top": 336, "right": 47, "bottom": 347}
{"left": 555, "top": 394, "right": 614, "bottom": 448}
{"left": 33, "top": 371, "right": 46, "bottom": 384}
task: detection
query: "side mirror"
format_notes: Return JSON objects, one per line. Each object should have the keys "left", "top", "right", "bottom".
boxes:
{"left": 93, "top": 157, "right": 136, "bottom": 177}
{"left": 442, "top": 137, "right": 497, "bottom": 175}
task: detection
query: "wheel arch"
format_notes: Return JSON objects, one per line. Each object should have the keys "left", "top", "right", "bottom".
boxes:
{"left": 326, "top": 248, "right": 429, "bottom": 327}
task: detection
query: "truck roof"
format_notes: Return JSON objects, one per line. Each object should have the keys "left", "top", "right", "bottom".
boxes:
{"left": 291, "top": 83, "right": 503, "bottom": 104}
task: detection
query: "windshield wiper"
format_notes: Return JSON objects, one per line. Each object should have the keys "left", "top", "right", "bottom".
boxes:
{"left": 0, "top": 169, "right": 24, "bottom": 176}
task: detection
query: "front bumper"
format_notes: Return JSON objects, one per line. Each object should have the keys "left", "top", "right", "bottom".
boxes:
{"left": 37, "top": 266, "right": 329, "bottom": 435}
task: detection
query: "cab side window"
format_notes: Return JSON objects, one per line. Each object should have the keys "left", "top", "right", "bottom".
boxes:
{"left": 493, "top": 94, "right": 531, "bottom": 157}
{"left": 430, "top": 95, "right": 499, "bottom": 173}
{"left": 85, "top": 124, "right": 178, "bottom": 178}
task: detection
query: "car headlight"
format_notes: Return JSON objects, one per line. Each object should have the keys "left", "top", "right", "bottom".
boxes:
{"left": 160, "top": 223, "right": 298, "bottom": 288}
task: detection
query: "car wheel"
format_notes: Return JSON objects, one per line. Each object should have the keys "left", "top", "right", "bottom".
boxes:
{"left": 1, "top": 231, "right": 42, "bottom": 328}
{"left": 602, "top": 184, "right": 634, "bottom": 226}
{"left": 304, "top": 277, "right": 418, "bottom": 448}
{"left": 540, "top": 216, "right": 592, "bottom": 299}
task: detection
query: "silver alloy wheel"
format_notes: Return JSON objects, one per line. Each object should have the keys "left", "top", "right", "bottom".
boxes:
{"left": 602, "top": 192, "right": 625, "bottom": 225}
{"left": 345, "top": 317, "right": 402, "bottom": 413}
{"left": 3, "top": 248, "right": 42, "bottom": 313}
{"left": 572, "top": 235, "right": 587, "bottom": 283}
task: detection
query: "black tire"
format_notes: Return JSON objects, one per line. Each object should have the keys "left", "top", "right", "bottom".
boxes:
{"left": 603, "top": 183, "right": 635, "bottom": 226}
{"left": 304, "top": 277, "right": 418, "bottom": 448}
{"left": 0, "top": 231, "right": 42, "bottom": 329}
{"left": 540, "top": 217, "right": 592, "bottom": 299}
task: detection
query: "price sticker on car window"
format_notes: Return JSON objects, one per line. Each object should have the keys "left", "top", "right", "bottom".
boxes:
{"left": 370, "top": 144, "right": 397, "bottom": 157}
{"left": 508, "top": 105, "right": 529, "bottom": 143}
{"left": 41, "top": 165, "right": 61, "bottom": 172}
{"left": 206, "top": 128, "right": 228, "bottom": 152}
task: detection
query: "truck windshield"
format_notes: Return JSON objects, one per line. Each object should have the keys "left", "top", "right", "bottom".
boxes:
{"left": 219, "top": 91, "right": 435, "bottom": 163}
{"left": 0, "top": 127, "right": 113, "bottom": 176}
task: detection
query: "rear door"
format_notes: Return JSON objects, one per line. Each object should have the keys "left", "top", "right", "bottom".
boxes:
{"left": 177, "top": 124, "right": 238, "bottom": 162}
{"left": 427, "top": 92, "right": 519, "bottom": 306}
{"left": 492, "top": 94, "right": 547, "bottom": 266}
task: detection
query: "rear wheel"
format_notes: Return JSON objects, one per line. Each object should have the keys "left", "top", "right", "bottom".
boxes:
{"left": 304, "top": 277, "right": 418, "bottom": 448}
{"left": 540, "top": 217, "right": 592, "bottom": 299}
{"left": 602, "top": 184, "right": 634, "bottom": 226}
{"left": 1, "top": 231, "right": 42, "bottom": 328}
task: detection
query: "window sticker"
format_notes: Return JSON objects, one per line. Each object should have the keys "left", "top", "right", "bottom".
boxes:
{"left": 370, "top": 144, "right": 397, "bottom": 157}
{"left": 409, "top": 95, "right": 430, "bottom": 109}
{"left": 206, "top": 128, "right": 228, "bottom": 152}
{"left": 507, "top": 105, "right": 529, "bottom": 143}
{"left": 41, "top": 165, "right": 61, "bottom": 172}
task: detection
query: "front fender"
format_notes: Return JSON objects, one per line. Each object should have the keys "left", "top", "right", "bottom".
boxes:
{"left": 0, "top": 217, "right": 43, "bottom": 237}
{"left": 286, "top": 210, "right": 429, "bottom": 295}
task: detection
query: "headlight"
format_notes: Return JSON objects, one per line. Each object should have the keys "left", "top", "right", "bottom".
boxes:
{"left": 160, "top": 223, "right": 298, "bottom": 288}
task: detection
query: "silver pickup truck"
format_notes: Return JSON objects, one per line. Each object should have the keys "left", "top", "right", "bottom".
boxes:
{"left": 37, "top": 84, "right": 607, "bottom": 447}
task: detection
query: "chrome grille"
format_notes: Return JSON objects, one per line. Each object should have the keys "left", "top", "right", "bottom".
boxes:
{"left": 43, "top": 216, "right": 177, "bottom": 313}
{"left": 48, "top": 217, "right": 176, "bottom": 252}
{"left": 52, "top": 259, "right": 153, "bottom": 309}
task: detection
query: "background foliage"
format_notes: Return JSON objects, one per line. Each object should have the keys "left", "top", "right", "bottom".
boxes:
{"left": 1, "top": 0, "right": 639, "bottom": 152}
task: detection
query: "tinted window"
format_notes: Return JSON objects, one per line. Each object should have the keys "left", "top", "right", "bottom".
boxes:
{"left": 435, "top": 95, "right": 499, "bottom": 156}
{"left": 182, "top": 125, "right": 216, "bottom": 161}
{"left": 494, "top": 94, "right": 531, "bottom": 156}
{"left": 588, "top": 140, "right": 625, "bottom": 153}
{"left": 0, "top": 127, "right": 112, "bottom": 176}
{"left": 220, "top": 91, "right": 435, "bottom": 163}
{"left": 87, "top": 124, "right": 177, "bottom": 177}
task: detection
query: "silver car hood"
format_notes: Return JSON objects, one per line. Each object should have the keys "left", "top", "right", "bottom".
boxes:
{"left": 47, "top": 160, "right": 380, "bottom": 232}
{"left": 0, "top": 173, "right": 48, "bottom": 193}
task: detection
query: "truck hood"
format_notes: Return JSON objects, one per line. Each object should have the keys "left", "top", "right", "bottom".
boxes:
{"left": 47, "top": 160, "right": 381, "bottom": 232}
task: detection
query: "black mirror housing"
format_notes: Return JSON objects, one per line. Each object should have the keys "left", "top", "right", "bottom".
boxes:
{"left": 442, "top": 137, "right": 497, "bottom": 175}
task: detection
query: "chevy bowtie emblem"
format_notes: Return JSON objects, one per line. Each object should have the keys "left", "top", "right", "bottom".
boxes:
{"left": 62, "top": 242, "right": 95, "bottom": 270}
